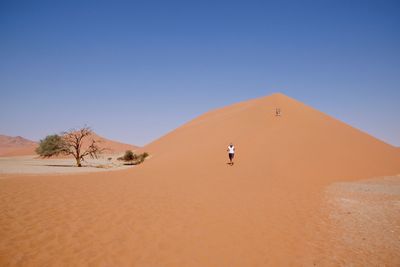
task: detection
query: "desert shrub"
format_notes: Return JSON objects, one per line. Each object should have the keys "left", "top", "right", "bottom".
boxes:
{"left": 120, "top": 150, "right": 149, "bottom": 165}
{"left": 122, "top": 150, "right": 136, "bottom": 162}
{"left": 35, "top": 134, "right": 65, "bottom": 157}
{"left": 137, "top": 152, "right": 149, "bottom": 163}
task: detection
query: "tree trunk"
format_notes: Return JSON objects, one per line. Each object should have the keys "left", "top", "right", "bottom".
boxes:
{"left": 76, "top": 157, "right": 82, "bottom": 167}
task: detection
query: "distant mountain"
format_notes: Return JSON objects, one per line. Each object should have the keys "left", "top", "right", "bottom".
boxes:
{"left": 0, "top": 135, "right": 38, "bottom": 156}
{"left": 0, "top": 133, "right": 138, "bottom": 157}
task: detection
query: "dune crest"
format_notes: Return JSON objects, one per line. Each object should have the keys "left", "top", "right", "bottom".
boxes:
{"left": 144, "top": 93, "right": 400, "bottom": 181}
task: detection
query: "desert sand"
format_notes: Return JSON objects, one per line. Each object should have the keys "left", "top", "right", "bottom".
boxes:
{"left": 0, "top": 155, "right": 133, "bottom": 175}
{"left": 1, "top": 93, "right": 399, "bottom": 266}
{"left": 310, "top": 175, "right": 400, "bottom": 266}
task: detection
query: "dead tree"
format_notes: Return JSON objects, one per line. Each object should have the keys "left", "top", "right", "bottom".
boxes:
{"left": 61, "top": 127, "right": 105, "bottom": 167}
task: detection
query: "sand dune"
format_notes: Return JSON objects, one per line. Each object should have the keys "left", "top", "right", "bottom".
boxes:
{"left": 1, "top": 93, "right": 399, "bottom": 266}
{"left": 88, "top": 132, "right": 138, "bottom": 153}
{"left": 145, "top": 93, "right": 400, "bottom": 181}
{"left": 0, "top": 135, "right": 37, "bottom": 156}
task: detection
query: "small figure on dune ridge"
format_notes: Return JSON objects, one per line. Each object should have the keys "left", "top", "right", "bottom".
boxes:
{"left": 227, "top": 143, "right": 235, "bottom": 165}
{"left": 275, "top": 108, "right": 281, "bottom": 116}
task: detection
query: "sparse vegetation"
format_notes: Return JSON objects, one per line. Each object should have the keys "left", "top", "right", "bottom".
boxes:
{"left": 119, "top": 150, "right": 149, "bottom": 165}
{"left": 138, "top": 152, "right": 149, "bottom": 163}
{"left": 35, "top": 135, "right": 65, "bottom": 157}
{"left": 36, "top": 127, "right": 105, "bottom": 167}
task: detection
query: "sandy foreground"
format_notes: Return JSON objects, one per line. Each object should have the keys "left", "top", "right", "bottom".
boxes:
{"left": 308, "top": 175, "right": 400, "bottom": 266}
{"left": 0, "top": 155, "right": 133, "bottom": 175}
{"left": 0, "top": 165, "right": 399, "bottom": 266}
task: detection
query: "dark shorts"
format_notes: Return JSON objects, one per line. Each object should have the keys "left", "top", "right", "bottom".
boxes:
{"left": 229, "top": 153, "right": 234, "bottom": 160}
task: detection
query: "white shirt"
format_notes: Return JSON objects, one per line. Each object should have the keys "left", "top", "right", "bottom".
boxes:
{"left": 228, "top": 145, "right": 235, "bottom": 154}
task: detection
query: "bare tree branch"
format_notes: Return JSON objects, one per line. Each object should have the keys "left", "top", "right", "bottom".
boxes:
{"left": 60, "top": 127, "right": 104, "bottom": 167}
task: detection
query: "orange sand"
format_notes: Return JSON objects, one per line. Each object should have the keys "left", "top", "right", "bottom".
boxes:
{"left": 87, "top": 132, "right": 138, "bottom": 153}
{"left": 1, "top": 93, "right": 399, "bottom": 266}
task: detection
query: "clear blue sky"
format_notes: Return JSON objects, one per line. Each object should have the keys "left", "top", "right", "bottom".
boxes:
{"left": 1, "top": 0, "right": 399, "bottom": 146}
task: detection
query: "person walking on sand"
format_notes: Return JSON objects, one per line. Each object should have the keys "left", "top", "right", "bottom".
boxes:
{"left": 227, "top": 143, "right": 235, "bottom": 165}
